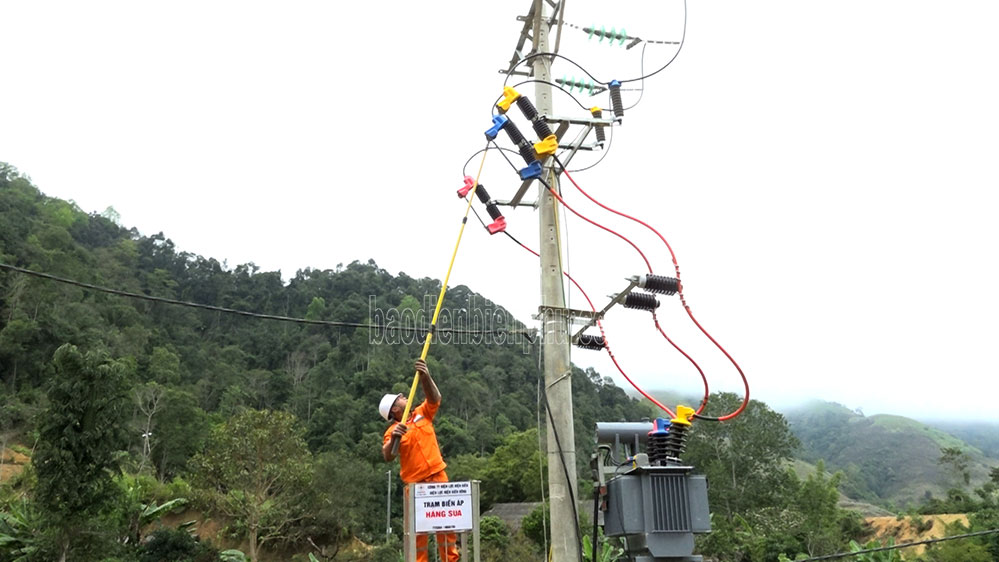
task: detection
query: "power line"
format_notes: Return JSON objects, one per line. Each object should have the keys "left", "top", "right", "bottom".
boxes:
{"left": 798, "top": 528, "right": 999, "bottom": 561}
{"left": 501, "top": 0, "right": 688, "bottom": 87}
{"left": 562, "top": 21, "right": 681, "bottom": 48}
{"left": 0, "top": 262, "right": 537, "bottom": 342}
{"left": 491, "top": 79, "right": 595, "bottom": 116}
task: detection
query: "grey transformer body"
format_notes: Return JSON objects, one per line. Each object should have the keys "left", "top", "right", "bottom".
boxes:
{"left": 593, "top": 422, "right": 711, "bottom": 562}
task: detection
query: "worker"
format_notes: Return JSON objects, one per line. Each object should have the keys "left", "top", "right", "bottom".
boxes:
{"left": 380, "top": 359, "right": 459, "bottom": 562}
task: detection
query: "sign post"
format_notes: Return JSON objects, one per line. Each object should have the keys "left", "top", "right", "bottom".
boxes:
{"left": 404, "top": 480, "right": 481, "bottom": 561}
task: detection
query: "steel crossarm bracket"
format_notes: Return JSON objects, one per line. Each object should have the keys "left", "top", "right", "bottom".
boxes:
{"left": 498, "top": 0, "right": 565, "bottom": 77}
{"left": 571, "top": 279, "right": 639, "bottom": 342}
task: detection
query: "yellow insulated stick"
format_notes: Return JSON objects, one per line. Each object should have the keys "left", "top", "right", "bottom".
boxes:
{"left": 389, "top": 145, "right": 491, "bottom": 457}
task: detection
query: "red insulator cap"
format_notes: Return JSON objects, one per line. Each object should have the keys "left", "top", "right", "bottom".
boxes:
{"left": 486, "top": 216, "right": 507, "bottom": 235}
{"left": 457, "top": 176, "right": 476, "bottom": 198}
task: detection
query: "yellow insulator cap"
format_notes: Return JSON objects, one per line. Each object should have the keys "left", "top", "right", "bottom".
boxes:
{"left": 590, "top": 106, "right": 602, "bottom": 115}
{"left": 497, "top": 86, "right": 521, "bottom": 113}
{"left": 534, "top": 134, "right": 559, "bottom": 158}
{"left": 671, "top": 405, "right": 695, "bottom": 426}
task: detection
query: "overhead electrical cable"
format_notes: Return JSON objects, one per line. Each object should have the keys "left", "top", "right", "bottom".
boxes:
{"left": 504, "top": 52, "right": 602, "bottom": 89}
{"left": 797, "top": 529, "right": 999, "bottom": 561}
{"left": 502, "top": 0, "right": 686, "bottom": 87}
{"left": 554, "top": 158, "right": 748, "bottom": 421}
{"left": 0, "top": 262, "right": 536, "bottom": 341}
{"left": 538, "top": 178, "right": 708, "bottom": 417}
{"left": 462, "top": 177, "right": 677, "bottom": 418}
{"left": 617, "top": 0, "right": 687, "bottom": 84}
{"left": 507, "top": 179, "right": 677, "bottom": 419}
{"left": 561, "top": 20, "right": 681, "bottom": 48}
{"left": 623, "top": 43, "right": 649, "bottom": 111}
{"left": 462, "top": 143, "right": 699, "bottom": 419}
{"left": 561, "top": 124, "right": 614, "bottom": 174}
{"left": 462, "top": 146, "right": 522, "bottom": 178}
{"left": 492, "top": 79, "right": 593, "bottom": 116}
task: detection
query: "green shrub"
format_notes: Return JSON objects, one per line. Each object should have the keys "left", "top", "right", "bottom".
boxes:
{"left": 370, "top": 535, "right": 403, "bottom": 562}
{"left": 520, "top": 502, "right": 549, "bottom": 550}
{"left": 139, "top": 527, "right": 217, "bottom": 562}
{"left": 479, "top": 515, "right": 509, "bottom": 549}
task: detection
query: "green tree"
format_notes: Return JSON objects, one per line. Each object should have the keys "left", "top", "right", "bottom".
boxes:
{"left": 33, "top": 344, "right": 130, "bottom": 561}
{"left": 295, "top": 452, "right": 385, "bottom": 549}
{"left": 150, "top": 387, "right": 210, "bottom": 479}
{"left": 938, "top": 446, "right": 971, "bottom": 487}
{"left": 687, "top": 393, "right": 801, "bottom": 561}
{"left": 189, "top": 409, "right": 312, "bottom": 562}
{"left": 479, "top": 428, "right": 546, "bottom": 508}
{"left": 686, "top": 393, "right": 799, "bottom": 517}
{"left": 796, "top": 462, "right": 849, "bottom": 556}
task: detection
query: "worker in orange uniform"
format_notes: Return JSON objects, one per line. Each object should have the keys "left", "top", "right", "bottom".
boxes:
{"left": 380, "top": 359, "right": 459, "bottom": 562}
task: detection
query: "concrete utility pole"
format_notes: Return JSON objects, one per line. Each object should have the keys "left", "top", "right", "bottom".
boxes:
{"left": 386, "top": 469, "right": 392, "bottom": 543}
{"left": 534, "top": 1, "right": 579, "bottom": 561}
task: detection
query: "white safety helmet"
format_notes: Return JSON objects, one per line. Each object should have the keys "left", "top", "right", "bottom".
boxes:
{"left": 379, "top": 393, "right": 402, "bottom": 421}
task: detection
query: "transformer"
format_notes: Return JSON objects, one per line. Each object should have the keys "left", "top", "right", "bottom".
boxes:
{"left": 593, "top": 421, "right": 711, "bottom": 562}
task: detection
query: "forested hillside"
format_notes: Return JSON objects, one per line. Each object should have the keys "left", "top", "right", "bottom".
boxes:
{"left": 3, "top": 163, "right": 999, "bottom": 561}
{"left": 785, "top": 401, "right": 997, "bottom": 508}
{"left": 0, "top": 163, "right": 659, "bottom": 560}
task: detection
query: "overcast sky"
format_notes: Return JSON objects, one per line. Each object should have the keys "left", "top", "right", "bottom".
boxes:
{"left": 2, "top": 1, "right": 997, "bottom": 421}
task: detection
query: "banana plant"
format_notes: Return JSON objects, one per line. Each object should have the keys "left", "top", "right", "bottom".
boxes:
{"left": 582, "top": 532, "right": 625, "bottom": 562}
{"left": 220, "top": 549, "right": 249, "bottom": 562}
{"left": 0, "top": 499, "right": 39, "bottom": 562}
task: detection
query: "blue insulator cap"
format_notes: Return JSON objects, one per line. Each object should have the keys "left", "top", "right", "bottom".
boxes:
{"left": 650, "top": 417, "right": 670, "bottom": 435}
{"left": 485, "top": 114, "right": 509, "bottom": 141}
{"left": 518, "top": 161, "right": 542, "bottom": 180}
{"left": 610, "top": 79, "right": 621, "bottom": 88}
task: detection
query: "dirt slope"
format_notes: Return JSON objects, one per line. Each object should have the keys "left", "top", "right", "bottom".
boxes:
{"left": 864, "top": 514, "right": 969, "bottom": 557}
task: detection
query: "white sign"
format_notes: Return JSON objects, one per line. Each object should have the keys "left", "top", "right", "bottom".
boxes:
{"left": 414, "top": 481, "right": 473, "bottom": 533}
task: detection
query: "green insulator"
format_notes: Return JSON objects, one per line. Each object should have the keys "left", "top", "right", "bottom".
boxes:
{"left": 599, "top": 25, "right": 606, "bottom": 43}
{"left": 619, "top": 28, "right": 627, "bottom": 45}
{"left": 588, "top": 25, "right": 595, "bottom": 41}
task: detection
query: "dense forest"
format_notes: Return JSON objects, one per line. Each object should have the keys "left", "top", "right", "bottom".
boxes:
{"left": 1, "top": 162, "right": 998, "bottom": 561}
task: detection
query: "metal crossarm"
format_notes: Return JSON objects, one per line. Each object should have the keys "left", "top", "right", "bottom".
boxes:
{"left": 571, "top": 279, "right": 639, "bottom": 343}
{"left": 498, "top": 0, "right": 565, "bottom": 77}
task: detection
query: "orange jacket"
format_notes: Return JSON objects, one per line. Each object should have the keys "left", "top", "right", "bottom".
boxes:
{"left": 383, "top": 400, "right": 446, "bottom": 483}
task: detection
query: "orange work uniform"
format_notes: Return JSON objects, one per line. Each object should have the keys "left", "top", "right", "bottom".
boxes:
{"left": 383, "top": 400, "right": 459, "bottom": 562}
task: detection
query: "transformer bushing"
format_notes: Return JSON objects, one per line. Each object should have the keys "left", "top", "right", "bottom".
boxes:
{"left": 603, "top": 465, "right": 710, "bottom": 562}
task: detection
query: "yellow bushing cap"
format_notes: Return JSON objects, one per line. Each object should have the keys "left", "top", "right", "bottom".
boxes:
{"left": 534, "top": 134, "right": 558, "bottom": 158}
{"left": 496, "top": 86, "right": 521, "bottom": 113}
{"left": 671, "top": 405, "right": 695, "bottom": 426}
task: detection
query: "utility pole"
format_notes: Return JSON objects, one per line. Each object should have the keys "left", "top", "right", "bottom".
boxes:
{"left": 386, "top": 469, "right": 392, "bottom": 543}
{"left": 534, "top": 1, "right": 579, "bottom": 561}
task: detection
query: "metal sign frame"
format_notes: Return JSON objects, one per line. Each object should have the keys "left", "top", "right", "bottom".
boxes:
{"left": 404, "top": 480, "right": 481, "bottom": 562}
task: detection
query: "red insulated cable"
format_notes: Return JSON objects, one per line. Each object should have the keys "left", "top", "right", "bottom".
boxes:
{"left": 513, "top": 238, "right": 676, "bottom": 419}
{"left": 557, "top": 164, "right": 750, "bottom": 422}
{"left": 653, "top": 311, "right": 709, "bottom": 415}
{"left": 543, "top": 186, "right": 653, "bottom": 274}
{"left": 545, "top": 184, "right": 710, "bottom": 417}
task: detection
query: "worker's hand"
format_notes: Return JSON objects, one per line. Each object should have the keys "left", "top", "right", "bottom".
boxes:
{"left": 392, "top": 424, "right": 408, "bottom": 438}
{"left": 415, "top": 359, "right": 430, "bottom": 377}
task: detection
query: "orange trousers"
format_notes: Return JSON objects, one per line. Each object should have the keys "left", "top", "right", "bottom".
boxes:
{"left": 416, "top": 470, "right": 460, "bottom": 562}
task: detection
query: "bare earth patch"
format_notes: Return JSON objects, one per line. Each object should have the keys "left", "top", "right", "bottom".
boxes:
{"left": 864, "top": 514, "right": 969, "bottom": 557}
{"left": 0, "top": 447, "right": 30, "bottom": 482}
